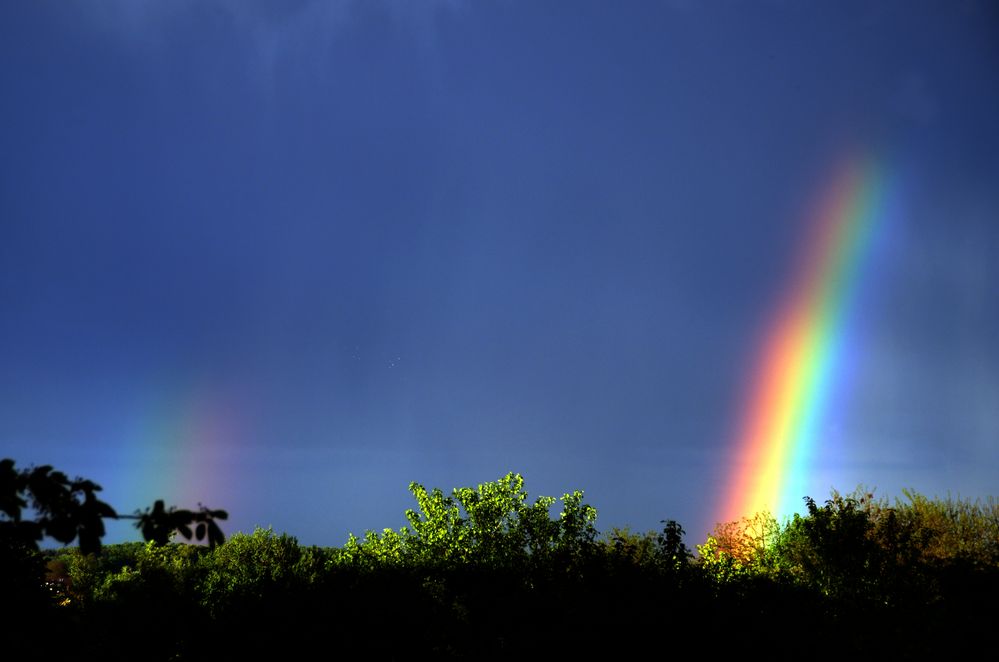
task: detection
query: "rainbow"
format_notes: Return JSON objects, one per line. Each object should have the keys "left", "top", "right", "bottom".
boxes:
{"left": 717, "top": 150, "right": 892, "bottom": 525}
{"left": 118, "top": 381, "right": 245, "bottom": 519}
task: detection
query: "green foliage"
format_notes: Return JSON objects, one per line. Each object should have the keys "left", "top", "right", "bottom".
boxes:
{"left": 695, "top": 485, "right": 999, "bottom": 632}
{"left": 7, "top": 466, "right": 999, "bottom": 658}
{"left": 556, "top": 489, "right": 599, "bottom": 558}
{"left": 890, "top": 489, "right": 999, "bottom": 565}
{"left": 91, "top": 541, "right": 202, "bottom": 604}
{"left": 696, "top": 534, "right": 747, "bottom": 584}
{"left": 780, "top": 494, "right": 880, "bottom": 601}
{"left": 345, "top": 472, "right": 598, "bottom": 570}
{"left": 1, "top": 456, "right": 228, "bottom": 660}
{"left": 340, "top": 526, "right": 411, "bottom": 568}
{"left": 602, "top": 519, "right": 691, "bottom": 578}
{"left": 199, "top": 527, "right": 311, "bottom": 612}
{"left": 403, "top": 480, "right": 475, "bottom": 564}
{"left": 603, "top": 526, "right": 659, "bottom": 567}
{"left": 657, "top": 519, "right": 692, "bottom": 573}
{"left": 697, "top": 510, "right": 787, "bottom": 585}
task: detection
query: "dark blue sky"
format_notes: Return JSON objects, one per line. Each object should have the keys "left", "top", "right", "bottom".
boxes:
{"left": 2, "top": 0, "right": 997, "bottom": 545}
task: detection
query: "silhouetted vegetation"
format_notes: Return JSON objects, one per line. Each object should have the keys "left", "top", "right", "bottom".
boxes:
{"left": 1, "top": 458, "right": 227, "bottom": 555}
{"left": 0, "top": 457, "right": 227, "bottom": 661}
{"left": 3, "top": 460, "right": 998, "bottom": 660}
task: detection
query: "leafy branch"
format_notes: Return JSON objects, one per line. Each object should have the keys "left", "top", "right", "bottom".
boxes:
{"left": 0, "top": 458, "right": 227, "bottom": 554}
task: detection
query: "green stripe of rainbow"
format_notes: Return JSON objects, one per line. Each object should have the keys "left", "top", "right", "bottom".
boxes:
{"left": 717, "top": 152, "right": 890, "bottom": 524}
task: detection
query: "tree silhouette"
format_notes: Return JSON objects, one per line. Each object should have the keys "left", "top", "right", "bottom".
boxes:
{"left": 0, "top": 458, "right": 227, "bottom": 555}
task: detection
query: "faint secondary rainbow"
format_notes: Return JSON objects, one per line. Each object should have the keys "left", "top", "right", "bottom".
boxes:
{"left": 717, "top": 150, "right": 892, "bottom": 525}
{"left": 118, "top": 381, "right": 245, "bottom": 521}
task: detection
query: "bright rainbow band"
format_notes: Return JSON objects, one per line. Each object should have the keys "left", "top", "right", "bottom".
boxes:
{"left": 717, "top": 152, "right": 890, "bottom": 525}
